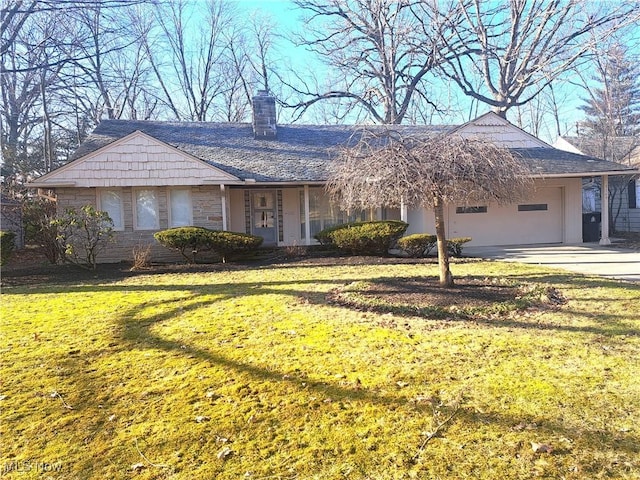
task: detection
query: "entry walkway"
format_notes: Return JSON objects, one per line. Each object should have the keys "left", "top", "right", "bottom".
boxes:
{"left": 464, "top": 244, "right": 640, "bottom": 282}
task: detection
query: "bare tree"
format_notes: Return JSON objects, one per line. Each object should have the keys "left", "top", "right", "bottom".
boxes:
{"left": 219, "top": 13, "right": 281, "bottom": 123}
{"left": 1, "top": 0, "right": 153, "bottom": 70}
{"left": 142, "top": 0, "right": 234, "bottom": 121}
{"left": 434, "top": 0, "right": 640, "bottom": 119}
{"left": 1, "top": 10, "right": 67, "bottom": 192}
{"left": 326, "top": 130, "right": 533, "bottom": 286}
{"left": 63, "top": 2, "right": 156, "bottom": 122}
{"left": 288, "top": 0, "right": 462, "bottom": 124}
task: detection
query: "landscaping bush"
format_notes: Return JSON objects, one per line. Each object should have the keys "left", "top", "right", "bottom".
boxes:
{"left": 53, "top": 205, "right": 115, "bottom": 269}
{"left": 206, "top": 230, "right": 264, "bottom": 263}
{"left": 315, "top": 220, "right": 408, "bottom": 256}
{"left": 0, "top": 230, "right": 16, "bottom": 265}
{"left": 396, "top": 233, "right": 437, "bottom": 257}
{"left": 154, "top": 227, "right": 263, "bottom": 263}
{"left": 313, "top": 223, "right": 346, "bottom": 246}
{"left": 22, "top": 197, "right": 62, "bottom": 264}
{"left": 154, "top": 227, "right": 212, "bottom": 263}
{"left": 447, "top": 237, "right": 472, "bottom": 257}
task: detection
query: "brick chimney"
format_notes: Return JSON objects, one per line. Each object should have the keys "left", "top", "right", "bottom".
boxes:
{"left": 252, "top": 90, "right": 277, "bottom": 139}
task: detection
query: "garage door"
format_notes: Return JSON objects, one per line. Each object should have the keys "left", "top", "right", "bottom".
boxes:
{"left": 447, "top": 187, "right": 563, "bottom": 246}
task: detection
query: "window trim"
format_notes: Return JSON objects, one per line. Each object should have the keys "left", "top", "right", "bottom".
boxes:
{"left": 133, "top": 188, "right": 159, "bottom": 230}
{"left": 97, "top": 188, "right": 125, "bottom": 231}
{"left": 168, "top": 187, "right": 193, "bottom": 227}
{"left": 455, "top": 206, "right": 487, "bottom": 214}
{"left": 518, "top": 204, "right": 548, "bottom": 212}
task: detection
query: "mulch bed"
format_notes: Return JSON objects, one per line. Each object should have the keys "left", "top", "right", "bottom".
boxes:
{"left": 356, "top": 276, "right": 519, "bottom": 309}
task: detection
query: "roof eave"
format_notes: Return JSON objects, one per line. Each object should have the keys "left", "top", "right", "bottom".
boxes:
{"left": 529, "top": 169, "right": 639, "bottom": 178}
{"left": 239, "top": 180, "right": 327, "bottom": 186}
{"left": 28, "top": 181, "right": 77, "bottom": 188}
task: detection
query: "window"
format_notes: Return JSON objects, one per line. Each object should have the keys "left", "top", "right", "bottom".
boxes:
{"left": 134, "top": 189, "right": 159, "bottom": 230}
{"left": 583, "top": 188, "right": 596, "bottom": 212}
{"left": 300, "top": 187, "right": 373, "bottom": 240}
{"left": 455, "top": 206, "right": 487, "bottom": 214}
{"left": 98, "top": 189, "right": 124, "bottom": 230}
{"left": 630, "top": 180, "right": 640, "bottom": 209}
{"left": 518, "top": 204, "right": 548, "bottom": 212}
{"left": 169, "top": 188, "right": 192, "bottom": 227}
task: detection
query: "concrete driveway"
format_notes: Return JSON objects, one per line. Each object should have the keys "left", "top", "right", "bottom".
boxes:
{"left": 464, "top": 244, "right": 640, "bottom": 282}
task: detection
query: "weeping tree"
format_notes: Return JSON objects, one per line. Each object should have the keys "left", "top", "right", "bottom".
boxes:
{"left": 326, "top": 130, "right": 533, "bottom": 287}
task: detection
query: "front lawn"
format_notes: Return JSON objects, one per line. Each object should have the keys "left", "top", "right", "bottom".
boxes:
{"left": 1, "top": 260, "right": 639, "bottom": 479}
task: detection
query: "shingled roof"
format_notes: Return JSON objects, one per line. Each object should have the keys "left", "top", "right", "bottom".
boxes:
{"left": 514, "top": 148, "right": 637, "bottom": 176}
{"left": 558, "top": 136, "right": 640, "bottom": 167}
{"left": 68, "top": 119, "right": 637, "bottom": 183}
{"left": 73, "top": 120, "right": 452, "bottom": 182}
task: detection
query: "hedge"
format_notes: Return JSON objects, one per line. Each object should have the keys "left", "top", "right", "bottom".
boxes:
{"left": 447, "top": 237, "right": 472, "bottom": 257}
{"left": 0, "top": 230, "right": 16, "bottom": 266}
{"left": 396, "top": 233, "right": 437, "bottom": 258}
{"left": 315, "top": 220, "right": 408, "bottom": 256}
{"left": 397, "top": 234, "right": 472, "bottom": 258}
{"left": 154, "top": 227, "right": 263, "bottom": 263}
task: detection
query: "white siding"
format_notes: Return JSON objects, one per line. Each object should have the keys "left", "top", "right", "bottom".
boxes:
{"left": 456, "top": 114, "right": 549, "bottom": 148}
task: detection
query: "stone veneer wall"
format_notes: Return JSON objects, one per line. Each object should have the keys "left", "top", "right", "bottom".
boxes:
{"left": 55, "top": 185, "right": 224, "bottom": 263}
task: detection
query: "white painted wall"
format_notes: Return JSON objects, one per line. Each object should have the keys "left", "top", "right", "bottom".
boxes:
{"left": 402, "top": 178, "right": 583, "bottom": 246}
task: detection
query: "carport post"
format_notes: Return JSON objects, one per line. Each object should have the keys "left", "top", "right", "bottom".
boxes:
{"left": 400, "top": 198, "right": 408, "bottom": 223}
{"left": 599, "top": 175, "right": 611, "bottom": 245}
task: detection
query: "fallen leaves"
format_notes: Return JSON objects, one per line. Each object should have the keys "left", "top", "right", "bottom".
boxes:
{"left": 531, "top": 441, "right": 554, "bottom": 454}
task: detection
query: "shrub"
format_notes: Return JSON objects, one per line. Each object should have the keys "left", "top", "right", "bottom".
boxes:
{"left": 447, "top": 237, "right": 472, "bottom": 257}
{"left": 0, "top": 230, "right": 16, "bottom": 265}
{"left": 154, "top": 227, "right": 212, "bottom": 264}
{"left": 53, "top": 205, "right": 115, "bottom": 269}
{"left": 154, "top": 227, "right": 263, "bottom": 263}
{"left": 313, "top": 223, "right": 347, "bottom": 246}
{"left": 22, "top": 197, "right": 62, "bottom": 264}
{"left": 206, "top": 230, "right": 264, "bottom": 263}
{"left": 397, "top": 233, "right": 437, "bottom": 257}
{"left": 316, "top": 220, "right": 408, "bottom": 256}
{"left": 131, "top": 243, "right": 152, "bottom": 271}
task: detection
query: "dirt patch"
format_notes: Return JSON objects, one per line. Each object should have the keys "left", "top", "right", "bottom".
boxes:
{"left": 611, "top": 232, "right": 640, "bottom": 251}
{"left": 357, "top": 276, "right": 518, "bottom": 309}
{"left": 328, "top": 276, "right": 565, "bottom": 321}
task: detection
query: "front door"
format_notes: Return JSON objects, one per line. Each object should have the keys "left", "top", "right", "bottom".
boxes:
{"left": 251, "top": 191, "right": 277, "bottom": 245}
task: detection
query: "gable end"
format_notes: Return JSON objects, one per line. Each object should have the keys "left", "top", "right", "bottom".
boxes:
{"left": 30, "top": 130, "right": 240, "bottom": 188}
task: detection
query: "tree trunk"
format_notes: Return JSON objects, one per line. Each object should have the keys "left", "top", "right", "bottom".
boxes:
{"left": 434, "top": 196, "right": 454, "bottom": 287}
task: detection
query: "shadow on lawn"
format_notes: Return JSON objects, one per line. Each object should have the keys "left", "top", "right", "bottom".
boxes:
{"left": 108, "top": 291, "right": 640, "bottom": 463}
{"left": 5, "top": 266, "right": 639, "bottom": 338}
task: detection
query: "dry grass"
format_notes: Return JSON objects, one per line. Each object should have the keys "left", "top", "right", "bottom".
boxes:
{"left": 1, "top": 260, "right": 639, "bottom": 479}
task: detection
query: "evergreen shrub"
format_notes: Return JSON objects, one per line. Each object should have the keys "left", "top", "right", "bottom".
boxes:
{"left": 0, "top": 230, "right": 16, "bottom": 265}
{"left": 154, "top": 227, "right": 263, "bottom": 263}
{"left": 315, "top": 220, "right": 408, "bottom": 256}
{"left": 396, "top": 233, "right": 437, "bottom": 257}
